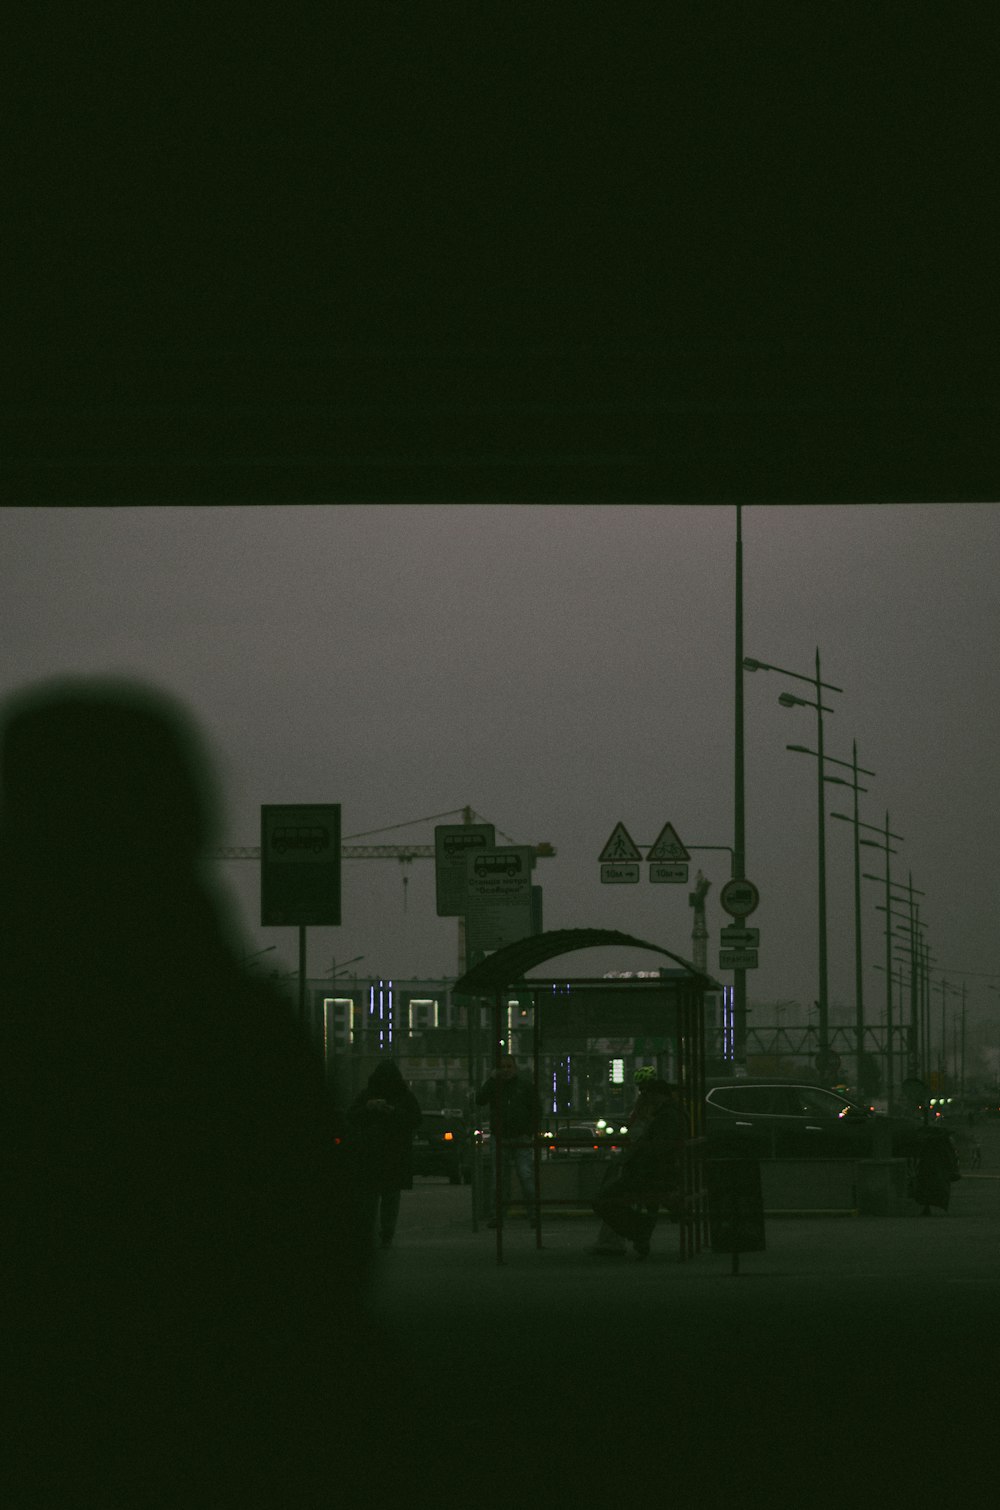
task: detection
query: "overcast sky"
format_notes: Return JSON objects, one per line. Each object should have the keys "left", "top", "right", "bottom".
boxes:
{"left": 3, "top": 503, "right": 998, "bottom": 1042}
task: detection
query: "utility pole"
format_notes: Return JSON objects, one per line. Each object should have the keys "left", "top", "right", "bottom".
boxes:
{"left": 733, "top": 505, "right": 747, "bottom": 1066}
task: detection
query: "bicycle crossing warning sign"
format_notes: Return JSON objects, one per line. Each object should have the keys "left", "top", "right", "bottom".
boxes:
{"left": 646, "top": 821, "right": 690, "bottom": 862}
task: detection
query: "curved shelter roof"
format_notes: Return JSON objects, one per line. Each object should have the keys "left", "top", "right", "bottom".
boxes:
{"left": 452, "top": 927, "right": 712, "bottom": 996}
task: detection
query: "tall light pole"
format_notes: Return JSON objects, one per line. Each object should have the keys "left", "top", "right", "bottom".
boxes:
{"left": 744, "top": 648, "right": 843, "bottom": 1059}
{"left": 733, "top": 506, "right": 747, "bottom": 1065}
{"left": 330, "top": 954, "right": 365, "bottom": 982}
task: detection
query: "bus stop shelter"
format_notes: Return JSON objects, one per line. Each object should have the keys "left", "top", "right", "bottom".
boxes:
{"left": 452, "top": 927, "right": 716, "bottom": 1264}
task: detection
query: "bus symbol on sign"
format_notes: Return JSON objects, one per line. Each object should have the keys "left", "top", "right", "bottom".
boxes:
{"left": 272, "top": 825, "right": 330, "bottom": 855}
{"left": 474, "top": 851, "right": 524, "bottom": 878}
{"left": 719, "top": 878, "right": 760, "bottom": 918}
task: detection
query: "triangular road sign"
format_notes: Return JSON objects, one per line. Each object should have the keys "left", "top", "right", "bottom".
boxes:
{"left": 598, "top": 821, "right": 642, "bottom": 862}
{"left": 646, "top": 821, "right": 690, "bottom": 862}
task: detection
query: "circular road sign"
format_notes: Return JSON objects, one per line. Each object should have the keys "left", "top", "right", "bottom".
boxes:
{"left": 719, "top": 878, "right": 760, "bottom": 918}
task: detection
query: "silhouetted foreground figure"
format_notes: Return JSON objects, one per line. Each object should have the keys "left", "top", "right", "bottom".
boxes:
{"left": 0, "top": 680, "right": 382, "bottom": 1505}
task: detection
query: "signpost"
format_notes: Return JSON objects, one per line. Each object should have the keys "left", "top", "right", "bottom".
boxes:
{"left": 261, "top": 804, "right": 342, "bottom": 1024}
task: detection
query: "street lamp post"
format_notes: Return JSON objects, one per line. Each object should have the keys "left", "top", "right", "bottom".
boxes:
{"left": 734, "top": 506, "right": 747, "bottom": 1065}
{"left": 243, "top": 944, "right": 277, "bottom": 970}
{"left": 330, "top": 954, "right": 365, "bottom": 982}
{"left": 744, "top": 648, "right": 843, "bottom": 1059}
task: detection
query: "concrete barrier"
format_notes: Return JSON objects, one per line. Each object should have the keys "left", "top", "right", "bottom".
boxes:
{"left": 758, "top": 1159, "right": 858, "bottom": 1214}
{"left": 856, "top": 1158, "right": 910, "bottom": 1216}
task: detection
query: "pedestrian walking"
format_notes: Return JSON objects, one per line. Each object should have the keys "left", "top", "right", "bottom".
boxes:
{"left": 905, "top": 1123, "right": 961, "bottom": 1214}
{"left": 347, "top": 1060, "right": 423, "bottom": 1245}
{"left": 475, "top": 1054, "right": 541, "bottom": 1225}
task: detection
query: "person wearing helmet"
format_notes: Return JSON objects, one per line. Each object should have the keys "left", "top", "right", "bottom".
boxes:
{"left": 585, "top": 1066, "right": 660, "bottom": 1255}
{"left": 591, "top": 1079, "right": 687, "bottom": 1259}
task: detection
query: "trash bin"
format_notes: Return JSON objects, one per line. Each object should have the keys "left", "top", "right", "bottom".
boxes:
{"left": 704, "top": 1156, "right": 766, "bottom": 1254}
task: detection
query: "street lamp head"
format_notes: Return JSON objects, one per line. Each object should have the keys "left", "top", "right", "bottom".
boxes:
{"left": 778, "top": 692, "right": 804, "bottom": 707}
{"left": 742, "top": 657, "right": 766, "bottom": 672}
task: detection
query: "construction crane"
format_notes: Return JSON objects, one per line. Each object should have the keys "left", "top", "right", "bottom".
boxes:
{"left": 216, "top": 806, "right": 556, "bottom": 969}
{"left": 687, "top": 870, "right": 711, "bottom": 975}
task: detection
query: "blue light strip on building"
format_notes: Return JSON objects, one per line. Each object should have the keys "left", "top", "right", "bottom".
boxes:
{"left": 722, "top": 985, "right": 735, "bottom": 1061}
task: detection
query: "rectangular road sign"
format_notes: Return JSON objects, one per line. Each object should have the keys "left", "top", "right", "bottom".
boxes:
{"left": 649, "top": 862, "right": 688, "bottom": 883}
{"left": 465, "top": 847, "right": 535, "bottom": 953}
{"left": 435, "top": 823, "right": 495, "bottom": 916}
{"left": 720, "top": 926, "right": 760, "bottom": 947}
{"left": 261, "top": 804, "right": 341, "bottom": 926}
{"left": 719, "top": 948, "right": 759, "bottom": 970}
{"left": 601, "top": 862, "right": 640, "bottom": 883}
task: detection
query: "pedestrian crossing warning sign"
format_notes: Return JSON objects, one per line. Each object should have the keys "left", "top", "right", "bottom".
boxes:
{"left": 598, "top": 822, "right": 642, "bottom": 862}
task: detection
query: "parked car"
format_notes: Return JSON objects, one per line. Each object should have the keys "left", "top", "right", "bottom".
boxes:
{"left": 702, "top": 1078, "right": 914, "bottom": 1159}
{"left": 411, "top": 1110, "right": 472, "bottom": 1184}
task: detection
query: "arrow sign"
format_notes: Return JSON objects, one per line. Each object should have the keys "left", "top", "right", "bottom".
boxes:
{"left": 646, "top": 821, "right": 690, "bottom": 862}
{"left": 599, "top": 822, "right": 642, "bottom": 862}
{"left": 720, "top": 926, "right": 760, "bottom": 947}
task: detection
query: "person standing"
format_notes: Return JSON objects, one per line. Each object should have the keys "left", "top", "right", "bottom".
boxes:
{"left": 347, "top": 1060, "right": 423, "bottom": 1246}
{"left": 475, "top": 1053, "right": 540, "bottom": 1226}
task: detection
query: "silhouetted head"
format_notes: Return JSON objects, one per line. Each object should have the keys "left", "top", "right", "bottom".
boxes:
{"left": 0, "top": 677, "right": 224, "bottom": 968}
{"left": 367, "top": 1060, "right": 407, "bottom": 1097}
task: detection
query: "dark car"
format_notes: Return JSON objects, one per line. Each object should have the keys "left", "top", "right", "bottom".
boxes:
{"left": 411, "top": 1110, "right": 472, "bottom": 1184}
{"left": 703, "top": 1078, "right": 912, "bottom": 1159}
{"left": 545, "top": 1122, "right": 605, "bottom": 1158}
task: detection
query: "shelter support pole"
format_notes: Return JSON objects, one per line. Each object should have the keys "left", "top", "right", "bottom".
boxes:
{"left": 533, "top": 989, "right": 542, "bottom": 1249}
{"left": 680, "top": 988, "right": 694, "bottom": 1262}
{"left": 697, "top": 983, "right": 709, "bottom": 1253}
{"left": 493, "top": 989, "right": 503, "bottom": 1265}
{"left": 298, "top": 926, "right": 307, "bottom": 1026}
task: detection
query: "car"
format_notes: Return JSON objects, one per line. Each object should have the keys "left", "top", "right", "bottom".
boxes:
{"left": 411, "top": 1111, "right": 472, "bottom": 1184}
{"left": 702, "top": 1078, "right": 914, "bottom": 1160}
{"left": 545, "top": 1122, "right": 606, "bottom": 1157}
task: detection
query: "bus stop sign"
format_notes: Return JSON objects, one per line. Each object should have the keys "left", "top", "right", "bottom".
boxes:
{"left": 261, "top": 804, "right": 341, "bottom": 926}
